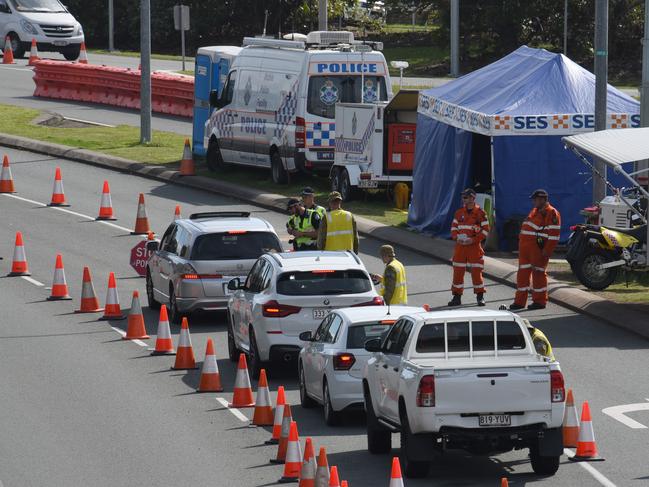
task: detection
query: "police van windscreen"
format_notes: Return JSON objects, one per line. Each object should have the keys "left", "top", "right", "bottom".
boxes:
{"left": 190, "top": 232, "right": 282, "bottom": 261}
{"left": 277, "top": 270, "right": 372, "bottom": 295}
{"left": 307, "top": 76, "right": 387, "bottom": 119}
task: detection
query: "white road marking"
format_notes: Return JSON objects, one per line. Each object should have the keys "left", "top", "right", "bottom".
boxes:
{"left": 109, "top": 326, "right": 149, "bottom": 348}
{"left": 564, "top": 449, "right": 616, "bottom": 487}
{"left": 0, "top": 66, "right": 32, "bottom": 72}
{"left": 602, "top": 400, "right": 649, "bottom": 429}
{"left": 21, "top": 276, "right": 44, "bottom": 286}
{"left": 215, "top": 397, "right": 249, "bottom": 422}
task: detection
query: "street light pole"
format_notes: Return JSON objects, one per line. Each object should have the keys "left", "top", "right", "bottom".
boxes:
{"left": 642, "top": 0, "right": 649, "bottom": 129}
{"left": 563, "top": 0, "right": 568, "bottom": 55}
{"left": 140, "top": 0, "right": 152, "bottom": 144}
{"left": 450, "top": 0, "right": 459, "bottom": 77}
{"left": 108, "top": 0, "right": 114, "bottom": 51}
{"left": 593, "top": 0, "right": 608, "bottom": 202}
{"left": 318, "top": 0, "right": 327, "bottom": 31}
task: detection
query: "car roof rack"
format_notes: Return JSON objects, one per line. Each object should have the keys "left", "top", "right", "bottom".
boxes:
{"left": 189, "top": 211, "right": 251, "bottom": 220}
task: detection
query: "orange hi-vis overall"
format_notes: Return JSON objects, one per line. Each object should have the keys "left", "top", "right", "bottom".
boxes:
{"left": 514, "top": 203, "right": 561, "bottom": 306}
{"left": 450, "top": 205, "right": 489, "bottom": 295}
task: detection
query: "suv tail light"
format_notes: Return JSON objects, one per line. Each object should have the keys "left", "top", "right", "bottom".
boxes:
{"left": 262, "top": 300, "right": 301, "bottom": 318}
{"left": 352, "top": 296, "right": 385, "bottom": 307}
{"left": 333, "top": 353, "right": 356, "bottom": 370}
{"left": 295, "top": 117, "right": 306, "bottom": 148}
{"left": 416, "top": 375, "right": 435, "bottom": 407}
{"left": 550, "top": 370, "right": 565, "bottom": 403}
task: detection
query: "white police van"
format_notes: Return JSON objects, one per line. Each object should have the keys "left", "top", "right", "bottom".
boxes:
{"left": 204, "top": 31, "right": 391, "bottom": 184}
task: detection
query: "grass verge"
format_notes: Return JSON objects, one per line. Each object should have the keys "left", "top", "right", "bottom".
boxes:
{"left": 89, "top": 49, "right": 191, "bottom": 62}
{"left": 382, "top": 45, "right": 447, "bottom": 76}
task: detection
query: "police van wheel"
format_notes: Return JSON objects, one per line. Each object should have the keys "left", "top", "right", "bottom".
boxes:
{"left": 206, "top": 138, "right": 226, "bottom": 172}
{"left": 271, "top": 151, "right": 288, "bottom": 184}
{"left": 338, "top": 168, "right": 355, "bottom": 202}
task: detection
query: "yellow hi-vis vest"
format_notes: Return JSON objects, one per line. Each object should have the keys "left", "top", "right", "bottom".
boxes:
{"left": 379, "top": 259, "right": 408, "bottom": 305}
{"left": 295, "top": 209, "right": 316, "bottom": 248}
{"left": 325, "top": 209, "right": 354, "bottom": 251}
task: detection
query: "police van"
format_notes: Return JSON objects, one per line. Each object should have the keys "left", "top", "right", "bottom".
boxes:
{"left": 204, "top": 31, "right": 392, "bottom": 184}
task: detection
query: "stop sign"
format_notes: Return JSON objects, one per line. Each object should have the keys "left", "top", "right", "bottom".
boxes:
{"left": 130, "top": 240, "right": 153, "bottom": 277}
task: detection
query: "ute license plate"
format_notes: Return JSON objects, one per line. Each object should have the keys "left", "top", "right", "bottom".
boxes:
{"left": 358, "top": 179, "right": 378, "bottom": 189}
{"left": 312, "top": 308, "right": 330, "bottom": 320}
{"left": 479, "top": 414, "right": 511, "bottom": 427}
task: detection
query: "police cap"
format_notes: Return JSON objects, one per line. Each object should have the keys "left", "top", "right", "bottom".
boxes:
{"left": 530, "top": 189, "right": 548, "bottom": 199}
{"left": 286, "top": 198, "right": 300, "bottom": 210}
{"left": 301, "top": 187, "right": 315, "bottom": 196}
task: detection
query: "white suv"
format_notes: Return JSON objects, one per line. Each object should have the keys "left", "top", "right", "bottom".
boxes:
{"left": 226, "top": 251, "right": 383, "bottom": 377}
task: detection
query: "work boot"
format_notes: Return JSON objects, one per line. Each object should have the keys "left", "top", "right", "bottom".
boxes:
{"left": 509, "top": 303, "right": 525, "bottom": 311}
{"left": 476, "top": 293, "right": 486, "bottom": 306}
{"left": 447, "top": 294, "right": 462, "bottom": 307}
{"left": 527, "top": 302, "right": 546, "bottom": 310}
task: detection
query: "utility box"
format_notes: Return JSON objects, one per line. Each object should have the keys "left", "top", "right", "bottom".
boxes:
{"left": 192, "top": 46, "right": 241, "bottom": 156}
{"left": 387, "top": 123, "right": 416, "bottom": 171}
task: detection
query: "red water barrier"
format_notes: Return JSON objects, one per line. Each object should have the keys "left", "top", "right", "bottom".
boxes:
{"left": 32, "top": 60, "right": 193, "bottom": 118}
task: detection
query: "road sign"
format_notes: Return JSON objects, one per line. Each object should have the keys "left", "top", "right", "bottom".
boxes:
{"left": 602, "top": 400, "right": 649, "bottom": 429}
{"left": 130, "top": 240, "right": 152, "bottom": 277}
{"left": 173, "top": 5, "right": 190, "bottom": 31}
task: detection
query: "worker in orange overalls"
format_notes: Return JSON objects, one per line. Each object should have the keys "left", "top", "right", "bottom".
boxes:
{"left": 448, "top": 188, "right": 490, "bottom": 307}
{"left": 509, "top": 189, "right": 561, "bottom": 311}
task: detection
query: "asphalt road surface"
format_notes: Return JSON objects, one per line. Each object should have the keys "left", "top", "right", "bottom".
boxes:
{"left": 1, "top": 146, "right": 648, "bottom": 487}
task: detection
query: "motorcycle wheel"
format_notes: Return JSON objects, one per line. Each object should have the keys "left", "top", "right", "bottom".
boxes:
{"left": 574, "top": 249, "right": 619, "bottom": 290}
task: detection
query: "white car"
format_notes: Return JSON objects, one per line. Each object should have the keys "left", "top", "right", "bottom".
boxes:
{"left": 226, "top": 251, "right": 383, "bottom": 377}
{"left": 298, "top": 306, "right": 424, "bottom": 425}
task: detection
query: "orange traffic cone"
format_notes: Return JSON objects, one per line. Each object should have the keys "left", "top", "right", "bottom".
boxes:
{"left": 131, "top": 193, "right": 151, "bottom": 235}
{"left": 100, "top": 271, "right": 126, "bottom": 320}
{"left": 266, "top": 385, "right": 286, "bottom": 444}
{"left": 47, "top": 254, "right": 72, "bottom": 300}
{"left": 298, "top": 437, "right": 317, "bottom": 487}
{"left": 172, "top": 317, "right": 198, "bottom": 369}
{"left": 271, "top": 403, "right": 293, "bottom": 464}
{"left": 28, "top": 38, "right": 40, "bottom": 65}
{"left": 75, "top": 266, "right": 103, "bottom": 313}
{"left": 279, "top": 421, "right": 302, "bottom": 483}
{"left": 329, "top": 466, "right": 340, "bottom": 487}
{"left": 315, "top": 447, "right": 330, "bottom": 486}
{"left": 501, "top": 479, "right": 509, "bottom": 487}
{"left": 7, "top": 231, "right": 30, "bottom": 276}
{"left": 197, "top": 338, "right": 223, "bottom": 392}
{"left": 179, "top": 138, "right": 195, "bottom": 176}
{"left": 174, "top": 205, "right": 181, "bottom": 220}
{"left": 97, "top": 181, "right": 116, "bottom": 220}
{"left": 229, "top": 353, "right": 255, "bottom": 408}
{"left": 3, "top": 36, "right": 15, "bottom": 64}
{"left": 563, "top": 389, "right": 580, "bottom": 448}
{"left": 389, "top": 457, "right": 404, "bottom": 487}
{"left": 123, "top": 290, "right": 150, "bottom": 339}
{"left": 252, "top": 369, "right": 274, "bottom": 426}
{"left": 149, "top": 305, "right": 175, "bottom": 355}
{"left": 0, "top": 154, "right": 16, "bottom": 193}
{"left": 569, "top": 401, "right": 604, "bottom": 461}
{"left": 78, "top": 41, "right": 88, "bottom": 64}
{"left": 48, "top": 167, "right": 69, "bottom": 207}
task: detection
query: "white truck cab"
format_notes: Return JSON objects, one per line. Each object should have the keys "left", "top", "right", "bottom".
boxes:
{"left": 204, "top": 31, "right": 392, "bottom": 184}
{"left": 0, "top": 0, "right": 84, "bottom": 60}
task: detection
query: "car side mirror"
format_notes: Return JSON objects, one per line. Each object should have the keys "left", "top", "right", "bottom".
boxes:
{"left": 299, "top": 331, "right": 313, "bottom": 342}
{"left": 227, "top": 277, "right": 241, "bottom": 291}
{"left": 146, "top": 240, "right": 159, "bottom": 252}
{"left": 209, "top": 89, "right": 221, "bottom": 108}
{"left": 364, "top": 338, "right": 382, "bottom": 352}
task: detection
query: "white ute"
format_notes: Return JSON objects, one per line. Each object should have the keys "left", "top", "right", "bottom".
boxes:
{"left": 362, "top": 309, "right": 565, "bottom": 478}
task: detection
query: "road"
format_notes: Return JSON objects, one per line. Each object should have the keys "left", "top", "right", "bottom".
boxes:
{"left": 1, "top": 146, "right": 648, "bottom": 486}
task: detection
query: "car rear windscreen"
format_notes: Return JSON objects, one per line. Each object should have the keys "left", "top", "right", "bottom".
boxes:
{"left": 190, "top": 232, "right": 282, "bottom": 261}
{"left": 277, "top": 270, "right": 372, "bottom": 296}
{"left": 415, "top": 321, "right": 526, "bottom": 353}
{"left": 346, "top": 322, "right": 393, "bottom": 348}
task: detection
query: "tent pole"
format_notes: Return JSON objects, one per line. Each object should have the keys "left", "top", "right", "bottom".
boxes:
{"left": 489, "top": 135, "right": 499, "bottom": 251}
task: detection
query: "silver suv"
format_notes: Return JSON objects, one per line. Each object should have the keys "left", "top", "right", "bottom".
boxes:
{"left": 146, "top": 212, "right": 283, "bottom": 323}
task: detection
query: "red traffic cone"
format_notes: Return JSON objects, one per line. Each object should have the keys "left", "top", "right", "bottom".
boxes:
{"left": 389, "top": 457, "right": 404, "bottom": 487}
{"left": 501, "top": 479, "right": 509, "bottom": 487}
{"left": 266, "top": 385, "right": 286, "bottom": 445}
{"left": 97, "top": 181, "right": 116, "bottom": 220}
{"left": 271, "top": 403, "right": 293, "bottom": 464}
{"left": 570, "top": 401, "right": 604, "bottom": 461}
{"left": 197, "top": 338, "right": 223, "bottom": 392}
{"left": 28, "top": 38, "right": 40, "bottom": 65}
{"left": 329, "top": 466, "right": 340, "bottom": 487}
{"left": 252, "top": 369, "right": 274, "bottom": 425}
{"left": 100, "top": 271, "right": 126, "bottom": 320}
{"left": 123, "top": 290, "right": 150, "bottom": 339}
{"left": 149, "top": 305, "right": 175, "bottom": 355}
{"left": 229, "top": 353, "right": 255, "bottom": 408}
{"left": 179, "top": 138, "right": 195, "bottom": 176}
{"left": 315, "top": 447, "right": 330, "bottom": 486}
{"left": 7, "top": 231, "right": 30, "bottom": 276}
{"left": 174, "top": 204, "right": 181, "bottom": 220}
{"left": 47, "top": 254, "right": 72, "bottom": 300}
{"left": 172, "top": 317, "right": 198, "bottom": 369}
{"left": 3, "top": 36, "right": 15, "bottom": 64}
{"left": 0, "top": 154, "right": 16, "bottom": 193}
{"left": 48, "top": 167, "right": 69, "bottom": 207}
{"left": 340, "top": 482, "right": 348, "bottom": 487}
{"left": 298, "top": 437, "right": 317, "bottom": 487}
{"left": 78, "top": 41, "right": 88, "bottom": 64}
{"left": 563, "top": 389, "right": 580, "bottom": 448}
{"left": 75, "top": 266, "right": 103, "bottom": 313}
{"left": 279, "top": 421, "right": 302, "bottom": 483}
{"left": 131, "top": 193, "right": 151, "bottom": 235}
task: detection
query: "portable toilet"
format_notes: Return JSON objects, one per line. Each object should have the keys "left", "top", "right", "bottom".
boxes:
{"left": 192, "top": 46, "right": 241, "bottom": 156}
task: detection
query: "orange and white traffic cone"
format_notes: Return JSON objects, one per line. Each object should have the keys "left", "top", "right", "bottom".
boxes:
{"left": 563, "top": 388, "right": 580, "bottom": 448}
{"left": 271, "top": 403, "right": 293, "bottom": 464}
{"left": 172, "top": 317, "right": 198, "bottom": 369}
{"left": 149, "top": 304, "right": 175, "bottom": 355}
{"left": 569, "top": 401, "right": 604, "bottom": 461}
{"left": 48, "top": 167, "right": 69, "bottom": 207}
{"left": 329, "top": 466, "right": 341, "bottom": 487}
{"left": 279, "top": 421, "right": 302, "bottom": 483}
{"left": 266, "top": 385, "right": 286, "bottom": 445}
{"left": 179, "top": 138, "right": 195, "bottom": 176}
{"left": 131, "top": 193, "right": 151, "bottom": 235}
{"left": 47, "top": 254, "right": 72, "bottom": 300}
{"left": 97, "top": 180, "right": 116, "bottom": 220}
{"left": 174, "top": 205, "right": 181, "bottom": 220}
{"left": 252, "top": 369, "right": 274, "bottom": 426}
{"left": 298, "top": 437, "right": 317, "bottom": 487}
{"left": 3, "top": 36, "right": 15, "bottom": 64}
{"left": 7, "top": 231, "right": 30, "bottom": 276}
{"left": 28, "top": 38, "right": 40, "bottom": 65}
{"left": 197, "top": 338, "right": 223, "bottom": 392}
{"left": 75, "top": 266, "right": 103, "bottom": 313}
{"left": 100, "top": 271, "right": 126, "bottom": 320}
{"left": 0, "top": 154, "right": 16, "bottom": 193}
{"left": 78, "top": 41, "right": 88, "bottom": 64}
{"left": 229, "top": 353, "right": 255, "bottom": 408}
{"left": 389, "top": 457, "right": 404, "bottom": 487}
{"left": 314, "top": 447, "right": 330, "bottom": 486}
{"left": 123, "top": 290, "right": 150, "bottom": 339}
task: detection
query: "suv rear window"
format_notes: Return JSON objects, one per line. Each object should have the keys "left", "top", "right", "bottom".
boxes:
{"left": 277, "top": 269, "right": 372, "bottom": 296}
{"left": 190, "top": 232, "right": 282, "bottom": 261}
{"left": 415, "top": 321, "right": 526, "bottom": 353}
{"left": 346, "top": 322, "right": 393, "bottom": 348}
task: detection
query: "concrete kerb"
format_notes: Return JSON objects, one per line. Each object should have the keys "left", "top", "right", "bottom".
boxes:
{"left": 1, "top": 132, "right": 646, "bottom": 340}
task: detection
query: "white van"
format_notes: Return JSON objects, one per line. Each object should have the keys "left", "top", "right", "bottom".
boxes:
{"left": 0, "top": 0, "right": 84, "bottom": 60}
{"left": 204, "top": 31, "right": 392, "bottom": 184}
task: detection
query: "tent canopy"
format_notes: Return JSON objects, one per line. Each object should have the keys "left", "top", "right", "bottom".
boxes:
{"left": 563, "top": 127, "right": 649, "bottom": 167}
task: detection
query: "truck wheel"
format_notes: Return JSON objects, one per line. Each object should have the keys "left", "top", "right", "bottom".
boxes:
{"left": 364, "top": 383, "right": 391, "bottom": 454}
{"left": 530, "top": 448, "right": 560, "bottom": 476}
{"left": 399, "top": 408, "right": 430, "bottom": 478}
{"left": 206, "top": 138, "right": 226, "bottom": 172}
{"left": 574, "top": 249, "right": 618, "bottom": 290}
{"left": 271, "top": 150, "right": 288, "bottom": 184}
{"left": 330, "top": 168, "right": 341, "bottom": 192}
{"left": 338, "top": 168, "right": 355, "bottom": 202}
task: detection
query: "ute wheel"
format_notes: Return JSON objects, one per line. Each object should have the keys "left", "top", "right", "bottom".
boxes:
{"left": 399, "top": 407, "right": 430, "bottom": 478}
{"left": 168, "top": 286, "right": 182, "bottom": 325}
{"left": 248, "top": 326, "right": 262, "bottom": 379}
{"left": 323, "top": 380, "right": 341, "bottom": 426}
{"left": 364, "top": 384, "right": 391, "bottom": 454}
{"left": 146, "top": 270, "right": 161, "bottom": 310}
{"left": 530, "top": 448, "right": 560, "bottom": 476}
{"left": 299, "top": 363, "right": 317, "bottom": 408}
{"left": 574, "top": 250, "right": 618, "bottom": 290}
{"left": 226, "top": 313, "right": 240, "bottom": 362}
{"left": 206, "top": 137, "right": 226, "bottom": 172}
{"left": 271, "top": 150, "right": 288, "bottom": 184}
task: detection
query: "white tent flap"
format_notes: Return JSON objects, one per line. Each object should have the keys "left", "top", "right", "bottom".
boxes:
{"left": 562, "top": 128, "right": 649, "bottom": 167}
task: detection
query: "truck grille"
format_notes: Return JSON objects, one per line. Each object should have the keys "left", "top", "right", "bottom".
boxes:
{"left": 39, "top": 25, "right": 75, "bottom": 38}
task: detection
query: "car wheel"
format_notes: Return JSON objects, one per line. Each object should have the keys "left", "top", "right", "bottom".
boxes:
{"left": 323, "top": 380, "right": 341, "bottom": 426}
{"left": 206, "top": 137, "right": 226, "bottom": 172}
{"left": 364, "top": 383, "right": 391, "bottom": 454}
{"left": 299, "top": 363, "right": 317, "bottom": 408}
{"left": 146, "top": 270, "right": 161, "bottom": 310}
{"left": 399, "top": 407, "right": 430, "bottom": 478}
{"left": 248, "top": 326, "right": 262, "bottom": 379}
{"left": 530, "top": 447, "right": 560, "bottom": 476}
{"left": 226, "top": 313, "right": 240, "bottom": 362}
{"left": 62, "top": 46, "right": 81, "bottom": 61}
{"left": 168, "top": 286, "right": 182, "bottom": 325}
{"left": 271, "top": 150, "right": 288, "bottom": 184}
{"left": 9, "top": 33, "right": 25, "bottom": 58}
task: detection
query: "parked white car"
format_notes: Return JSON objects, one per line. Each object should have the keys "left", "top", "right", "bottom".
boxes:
{"left": 298, "top": 305, "right": 424, "bottom": 425}
{"left": 363, "top": 309, "right": 565, "bottom": 478}
{"left": 226, "top": 251, "right": 383, "bottom": 377}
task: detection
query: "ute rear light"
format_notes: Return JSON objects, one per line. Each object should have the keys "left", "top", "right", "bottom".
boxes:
{"left": 550, "top": 370, "right": 565, "bottom": 403}
{"left": 416, "top": 375, "right": 435, "bottom": 407}
{"left": 333, "top": 353, "right": 356, "bottom": 370}
{"left": 262, "top": 300, "right": 301, "bottom": 318}
{"left": 352, "top": 296, "right": 385, "bottom": 307}
{"left": 295, "top": 117, "right": 306, "bottom": 148}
